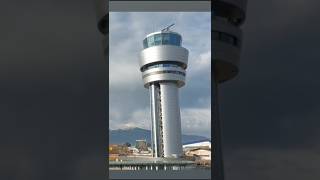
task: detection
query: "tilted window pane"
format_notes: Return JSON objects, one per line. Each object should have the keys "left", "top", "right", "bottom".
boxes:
{"left": 154, "top": 34, "right": 162, "bottom": 45}
{"left": 148, "top": 36, "right": 155, "bottom": 46}
{"left": 162, "top": 33, "right": 170, "bottom": 45}
{"left": 143, "top": 39, "right": 148, "bottom": 48}
{"left": 169, "top": 34, "right": 176, "bottom": 45}
{"left": 176, "top": 35, "right": 181, "bottom": 46}
{"left": 169, "top": 34, "right": 181, "bottom": 46}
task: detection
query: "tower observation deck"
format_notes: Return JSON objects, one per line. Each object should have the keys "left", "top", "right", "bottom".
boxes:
{"left": 139, "top": 27, "right": 188, "bottom": 158}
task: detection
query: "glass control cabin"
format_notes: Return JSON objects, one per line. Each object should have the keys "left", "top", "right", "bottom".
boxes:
{"left": 143, "top": 32, "right": 182, "bottom": 49}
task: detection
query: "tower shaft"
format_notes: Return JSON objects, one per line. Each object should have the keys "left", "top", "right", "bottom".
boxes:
{"left": 160, "top": 82, "right": 182, "bottom": 157}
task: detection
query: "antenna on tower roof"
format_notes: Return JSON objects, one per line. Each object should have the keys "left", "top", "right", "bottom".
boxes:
{"left": 161, "top": 23, "right": 175, "bottom": 32}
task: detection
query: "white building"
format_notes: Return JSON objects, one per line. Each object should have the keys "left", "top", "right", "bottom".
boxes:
{"left": 183, "top": 140, "right": 211, "bottom": 149}
{"left": 185, "top": 148, "right": 211, "bottom": 161}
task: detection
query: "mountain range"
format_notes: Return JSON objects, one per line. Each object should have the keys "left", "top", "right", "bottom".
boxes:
{"left": 109, "top": 127, "right": 210, "bottom": 146}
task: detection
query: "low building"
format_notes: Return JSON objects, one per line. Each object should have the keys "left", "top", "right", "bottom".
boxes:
{"left": 183, "top": 139, "right": 211, "bottom": 149}
{"left": 184, "top": 147, "right": 211, "bottom": 166}
{"left": 185, "top": 148, "right": 211, "bottom": 161}
{"left": 109, "top": 144, "right": 129, "bottom": 155}
{"left": 135, "top": 139, "right": 148, "bottom": 152}
{"left": 183, "top": 140, "right": 211, "bottom": 166}
{"left": 128, "top": 147, "right": 139, "bottom": 153}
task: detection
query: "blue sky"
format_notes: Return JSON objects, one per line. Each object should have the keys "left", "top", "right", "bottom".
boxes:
{"left": 109, "top": 12, "right": 211, "bottom": 138}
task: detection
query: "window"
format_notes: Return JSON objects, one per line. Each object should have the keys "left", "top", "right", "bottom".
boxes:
{"left": 142, "top": 64, "right": 182, "bottom": 71}
{"left": 143, "top": 33, "right": 182, "bottom": 49}
{"left": 143, "top": 39, "right": 148, "bottom": 48}
{"left": 169, "top": 33, "right": 182, "bottom": 46}
{"left": 154, "top": 34, "right": 162, "bottom": 45}
{"left": 162, "top": 33, "right": 170, "bottom": 45}
{"left": 142, "top": 70, "right": 186, "bottom": 78}
{"left": 169, "top": 34, "right": 177, "bottom": 45}
{"left": 176, "top": 35, "right": 181, "bottom": 46}
{"left": 148, "top": 36, "right": 154, "bottom": 46}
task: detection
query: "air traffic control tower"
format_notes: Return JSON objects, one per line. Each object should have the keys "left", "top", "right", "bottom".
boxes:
{"left": 140, "top": 25, "right": 188, "bottom": 158}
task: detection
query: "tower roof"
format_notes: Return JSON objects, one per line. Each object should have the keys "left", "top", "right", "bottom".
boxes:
{"left": 145, "top": 31, "right": 181, "bottom": 39}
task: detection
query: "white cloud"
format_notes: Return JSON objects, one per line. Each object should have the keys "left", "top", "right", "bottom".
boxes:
{"left": 181, "top": 106, "right": 211, "bottom": 137}
{"left": 188, "top": 50, "right": 211, "bottom": 76}
{"left": 109, "top": 60, "right": 141, "bottom": 88}
{"left": 109, "top": 107, "right": 150, "bottom": 130}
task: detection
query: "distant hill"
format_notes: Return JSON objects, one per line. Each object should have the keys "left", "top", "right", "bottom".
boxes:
{"left": 109, "top": 127, "right": 210, "bottom": 146}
